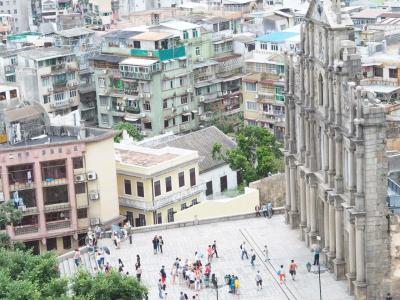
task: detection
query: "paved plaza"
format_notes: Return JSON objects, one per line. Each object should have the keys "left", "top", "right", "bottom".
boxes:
{"left": 98, "top": 215, "right": 354, "bottom": 300}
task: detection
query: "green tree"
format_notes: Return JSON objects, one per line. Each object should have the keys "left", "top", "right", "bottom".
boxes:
{"left": 113, "top": 122, "right": 144, "bottom": 143}
{"left": 212, "top": 126, "right": 283, "bottom": 184}
{"left": 0, "top": 201, "right": 22, "bottom": 249}
{"left": 72, "top": 270, "right": 148, "bottom": 300}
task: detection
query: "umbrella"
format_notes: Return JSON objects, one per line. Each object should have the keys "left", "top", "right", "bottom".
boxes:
{"left": 102, "top": 246, "right": 110, "bottom": 255}
{"left": 311, "top": 244, "right": 321, "bottom": 252}
{"left": 112, "top": 224, "right": 122, "bottom": 233}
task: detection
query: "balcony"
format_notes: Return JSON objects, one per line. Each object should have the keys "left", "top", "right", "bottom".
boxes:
{"left": 125, "top": 106, "right": 140, "bottom": 114}
{"left": 44, "top": 202, "right": 70, "bottom": 212}
{"left": 9, "top": 182, "right": 35, "bottom": 191}
{"left": 4, "top": 65, "right": 15, "bottom": 75}
{"left": 46, "top": 220, "right": 71, "bottom": 231}
{"left": 120, "top": 71, "right": 152, "bottom": 81}
{"left": 130, "top": 46, "right": 186, "bottom": 62}
{"left": 50, "top": 98, "right": 74, "bottom": 109}
{"left": 51, "top": 64, "right": 66, "bottom": 73}
{"left": 14, "top": 224, "right": 39, "bottom": 236}
{"left": 119, "top": 183, "right": 206, "bottom": 211}
{"left": 21, "top": 206, "right": 39, "bottom": 215}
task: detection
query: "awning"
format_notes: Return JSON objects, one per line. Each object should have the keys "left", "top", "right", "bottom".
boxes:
{"left": 124, "top": 115, "right": 138, "bottom": 122}
{"left": 183, "top": 112, "right": 191, "bottom": 116}
{"left": 362, "top": 85, "right": 400, "bottom": 94}
{"left": 191, "top": 110, "right": 198, "bottom": 114}
{"left": 362, "top": 62, "right": 382, "bottom": 67}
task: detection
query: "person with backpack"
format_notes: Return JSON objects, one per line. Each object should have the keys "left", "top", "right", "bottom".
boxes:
{"left": 250, "top": 249, "right": 256, "bottom": 266}
{"left": 255, "top": 270, "right": 263, "bottom": 291}
{"left": 160, "top": 265, "right": 167, "bottom": 290}
{"left": 277, "top": 265, "right": 286, "bottom": 284}
{"left": 240, "top": 242, "right": 248, "bottom": 259}
{"left": 289, "top": 259, "right": 298, "bottom": 280}
{"left": 234, "top": 276, "right": 240, "bottom": 295}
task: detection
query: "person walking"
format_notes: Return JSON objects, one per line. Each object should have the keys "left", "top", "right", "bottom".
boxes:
{"left": 153, "top": 236, "right": 158, "bottom": 254}
{"left": 277, "top": 265, "right": 286, "bottom": 284}
{"left": 73, "top": 249, "right": 81, "bottom": 267}
{"left": 289, "top": 260, "right": 298, "bottom": 280}
{"left": 212, "top": 240, "right": 219, "bottom": 258}
{"left": 263, "top": 245, "right": 269, "bottom": 261}
{"left": 136, "top": 254, "right": 141, "bottom": 266}
{"left": 159, "top": 236, "right": 164, "bottom": 254}
{"left": 255, "top": 270, "right": 263, "bottom": 291}
{"left": 234, "top": 276, "right": 240, "bottom": 295}
{"left": 160, "top": 265, "right": 167, "bottom": 290}
{"left": 179, "top": 292, "right": 185, "bottom": 300}
{"left": 136, "top": 264, "right": 142, "bottom": 282}
{"left": 240, "top": 242, "right": 248, "bottom": 259}
{"left": 207, "top": 245, "right": 213, "bottom": 263}
{"left": 250, "top": 249, "right": 256, "bottom": 266}
{"left": 118, "top": 258, "right": 124, "bottom": 273}
{"left": 158, "top": 279, "right": 164, "bottom": 299}
{"left": 267, "top": 202, "right": 273, "bottom": 218}
{"left": 313, "top": 246, "right": 321, "bottom": 265}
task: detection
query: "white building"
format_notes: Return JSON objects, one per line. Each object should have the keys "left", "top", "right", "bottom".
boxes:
{"left": 0, "top": 0, "right": 32, "bottom": 32}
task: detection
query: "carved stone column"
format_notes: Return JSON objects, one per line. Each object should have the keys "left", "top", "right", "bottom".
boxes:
{"left": 309, "top": 181, "right": 317, "bottom": 243}
{"left": 346, "top": 218, "right": 356, "bottom": 295}
{"left": 348, "top": 144, "right": 356, "bottom": 206}
{"left": 323, "top": 130, "right": 329, "bottom": 184}
{"left": 328, "top": 199, "right": 336, "bottom": 261}
{"left": 289, "top": 162, "right": 299, "bottom": 228}
{"left": 299, "top": 171, "right": 307, "bottom": 240}
{"left": 328, "top": 130, "right": 335, "bottom": 188}
{"left": 323, "top": 199, "right": 329, "bottom": 251}
{"left": 334, "top": 201, "right": 345, "bottom": 280}
{"left": 355, "top": 147, "right": 365, "bottom": 211}
{"left": 335, "top": 133, "right": 344, "bottom": 194}
{"left": 285, "top": 160, "right": 291, "bottom": 224}
{"left": 354, "top": 219, "right": 367, "bottom": 299}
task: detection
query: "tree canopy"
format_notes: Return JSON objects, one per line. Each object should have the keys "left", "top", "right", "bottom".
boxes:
{"left": 212, "top": 126, "right": 283, "bottom": 184}
{"left": 0, "top": 248, "right": 148, "bottom": 300}
{"left": 0, "top": 201, "right": 22, "bottom": 249}
{"left": 113, "top": 122, "right": 144, "bottom": 143}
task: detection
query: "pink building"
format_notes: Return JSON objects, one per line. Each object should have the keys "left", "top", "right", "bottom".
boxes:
{"left": 0, "top": 125, "right": 120, "bottom": 254}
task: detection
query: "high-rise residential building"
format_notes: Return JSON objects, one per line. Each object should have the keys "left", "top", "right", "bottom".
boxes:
{"left": 0, "top": 0, "right": 32, "bottom": 32}
{"left": 0, "top": 113, "right": 120, "bottom": 255}
{"left": 16, "top": 47, "right": 81, "bottom": 126}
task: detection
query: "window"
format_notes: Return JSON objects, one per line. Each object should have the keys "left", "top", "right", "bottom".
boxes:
{"left": 100, "top": 114, "right": 108, "bottom": 124}
{"left": 192, "top": 29, "right": 198, "bottom": 38}
{"left": 246, "top": 82, "right": 257, "bottom": 91}
{"left": 137, "top": 182, "right": 144, "bottom": 197}
{"left": 133, "top": 41, "right": 141, "bottom": 48}
{"left": 390, "top": 68, "right": 398, "bottom": 79}
{"left": 183, "top": 31, "right": 189, "bottom": 39}
{"left": 195, "top": 47, "right": 200, "bottom": 56}
{"left": 63, "top": 235, "right": 71, "bottom": 250}
{"left": 182, "top": 114, "right": 189, "bottom": 123}
{"left": 181, "top": 95, "right": 188, "bottom": 104}
{"left": 70, "top": 90, "right": 77, "bottom": 98}
{"left": 271, "top": 43, "right": 278, "bottom": 51}
{"left": 318, "top": 74, "right": 324, "bottom": 106}
{"left": 156, "top": 213, "right": 162, "bottom": 224}
{"left": 43, "top": 95, "right": 50, "bottom": 104}
{"left": 178, "top": 171, "right": 185, "bottom": 187}
{"left": 181, "top": 203, "right": 187, "bottom": 210}
{"left": 247, "top": 120, "right": 257, "bottom": 126}
{"left": 42, "top": 77, "right": 50, "bottom": 86}
{"left": 54, "top": 92, "right": 65, "bottom": 102}
{"left": 167, "top": 208, "right": 174, "bottom": 222}
{"left": 164, "top": 119, "right": 169, "bottom": 128}
{"left": 374, "top": 67, "right": 383, "bottom": 77}
{"left": 67, "top": 72, "right": 75, "bottom": 80}
{"left": 192, "top": 198, "right": 198, "bottom": 206}
{"left": 143, "top": 102, "right": 151, "bottom": 111}
{"left": 246, "top": 101, "right": 257, "bottom": 111}
{"left": 220, "top": 175, "right": 228, "bottom": 192}
{"left": 165, "top": 176, "right": 172, "bottom": 192}
{"left": 124, "top": 179, "right": 132, "bottom": 195}
{"left": 75, "top": 182, "right": 86, "bottom": 194}
{"left": 154, "top": 180, "right": 161, "bottom": 196}
{"left": 46, "top": 238, "right": 57, "bottom": 251}
{"left": 190, "top": 168, "right": 196, "bottom": 187}
{"left": 98, "top": 78, "right": 106, "bottom": 87}
{"left": 77, "top": 208, "right": 87, "bottom": 219}
{"left": 144, "top": 122, "right": 152, "bottom": 129}
{"left": 163, "top": 99, "right": 168, "bottom": 109}
{"left": 206, "top": 181, "right": 213, "bottom": 196}
{"left": 73, "top": 157, "right": 83, "bottom": 169}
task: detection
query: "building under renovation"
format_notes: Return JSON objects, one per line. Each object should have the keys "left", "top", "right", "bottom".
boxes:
{"left": 284, "top": 0, "right": 393, "bottom": 299}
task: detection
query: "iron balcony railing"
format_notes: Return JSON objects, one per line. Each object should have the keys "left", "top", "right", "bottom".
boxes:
{"left": 119, "top": 183, "right": 206, "bottom": 211}
{"left": 14, "top": 224, "right": 39, "bottom": 235}
{"left": 46, "top": 220, "right": 71, "bottom": 231}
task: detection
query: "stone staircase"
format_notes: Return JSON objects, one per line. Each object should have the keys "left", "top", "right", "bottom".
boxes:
{"left": 58, "top": 246, "right": 98, "bottom": 277}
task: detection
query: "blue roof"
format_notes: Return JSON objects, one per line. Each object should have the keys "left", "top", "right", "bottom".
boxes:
{"left": 256, "top": 31, "right": 299, "bottom": 43}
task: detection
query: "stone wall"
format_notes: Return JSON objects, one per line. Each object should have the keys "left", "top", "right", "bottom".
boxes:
{"left": 249, "top": 173, "right": 286, "bottom": 206}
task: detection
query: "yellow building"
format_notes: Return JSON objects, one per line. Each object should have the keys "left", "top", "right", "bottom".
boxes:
{"left": 115, "top": 144, "right": 205, "bottom": 226}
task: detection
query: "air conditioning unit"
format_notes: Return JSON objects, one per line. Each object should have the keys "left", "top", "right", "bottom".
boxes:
{"left": 86, "top": 171, "right": 97, "bottom": 181}
{"left": 200, "top": 115, "right": 206, "bottom": 121}
{"left": 255, "top": 94, "right": 259, "bottom": 99}
{"left": 90, "top": 218, "right": 100, "bottom": 225}
{"left": 217, "top": 91, "right": 223, "bottom": 97}
{"left": 48, "top": 87, "right": 53, "bottom": 93}
{"left": 18, "top": 205, "right": 26, "bottom": 211}
{"left": 107, "top": 106, "right": 111, "bottom": 111}
{"left": 140, "top": 113, "right": 146, "bottom": 117}
{"left": 138, "top": 93, "right": 143, "bottom": 98}
{"left": 102, "top": 70, "right": 107, "bottom": 74}
{"left": 148, "top": 52, "right": 153, "bottom": 57}
{"left": 199, "top": 96, "right": 205, "bottom": 102}
{"left": 172, "top": 107, "right": 176, "bottom": 112}
{"left": 186, "top": 88, "right": 192, "bottom": 93}
{"left": 89, "top": 191, "right": 99, "bottom": 200}
{"left": 75, "top": 174, "right": 86, "bottom": 182}
{"left": 223, "top": 90, "right": 228, "bottom": 95}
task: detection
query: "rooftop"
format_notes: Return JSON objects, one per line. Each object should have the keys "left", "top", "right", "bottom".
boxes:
{"left": 67, "top": 215, "right": 353, "bottom": 300}
{"left": 115, "top": 147, "right": 180, "bottom": 167}
{"left": 120, "top": 57, "right": 159, "bottom": 66}
{"left": 351, "top": 8, "right": 386, "bottom": 19}
{"left": 56, "top": 27, "right": 95, "bottom": 38}
{"left": 133, "top": 31, "right": 173, "bottom": 41}
{"left": 140, "top": 126, "right": 236, "bottom": 173}
{"left": 18, "top": 47, "right": 72, "bottom": 61}
{"left": 91, "top": 54, "right": 127, "bottom": 64}
{"left": 103, "top": 30, "right": 143, "bottom": 40}
{"left": 160, "top": 20, "right": 199, "bottom": 31}
{"left": 256, "top": 31, "right": 299, "bottom": 43}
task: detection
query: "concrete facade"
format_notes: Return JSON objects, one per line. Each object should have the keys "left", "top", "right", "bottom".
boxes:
{"left": 284, "top": 1, "right": 391, "bottom": 299}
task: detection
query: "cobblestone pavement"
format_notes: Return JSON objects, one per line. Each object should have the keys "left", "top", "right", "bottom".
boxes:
{"left": 98, "top": 215, "right": 354, "bottom": 300}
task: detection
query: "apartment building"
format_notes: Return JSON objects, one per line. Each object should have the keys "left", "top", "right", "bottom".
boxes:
{"left": 243, "top": 73, "right": 285, "bottom": 140}
{"left": 54, "top": 28, "right": 99, "bottom": 125}
{"left": 16, "top": 48, "right": 81, "bottom": 125}
{"left": 82, "top": 0, "right": 113, "bottom": 30}
{"left": 116, "top": 144, "right": 204, "bottom": 226}
{"left": 0, "top": 0, "right": 32, "bottom": 32}
{"left": 93, "top": 26, "right": 198, "bottom": 136}
{"left": 41, "top": 0, "right": 73, "bottom": 24}
{"left": 0, "top": 117, "right": 120, "bottom": 254}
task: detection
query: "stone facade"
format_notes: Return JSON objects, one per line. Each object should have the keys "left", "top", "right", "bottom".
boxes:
{"left": 284, "top": 1, "right": 391, "bottom": 299}
{"left": 249, "top": 173, "right": 286, "bottom": 206}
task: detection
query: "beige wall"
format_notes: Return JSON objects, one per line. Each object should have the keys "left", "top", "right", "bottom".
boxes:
{"left": 249, "top": 173, "right": 285, "bottom": 206}
{"left": 86, "top": 137, "right": 120, "bottom": 224}
{"left": 174, "top": 187, "right": 259, "bottom": 222}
